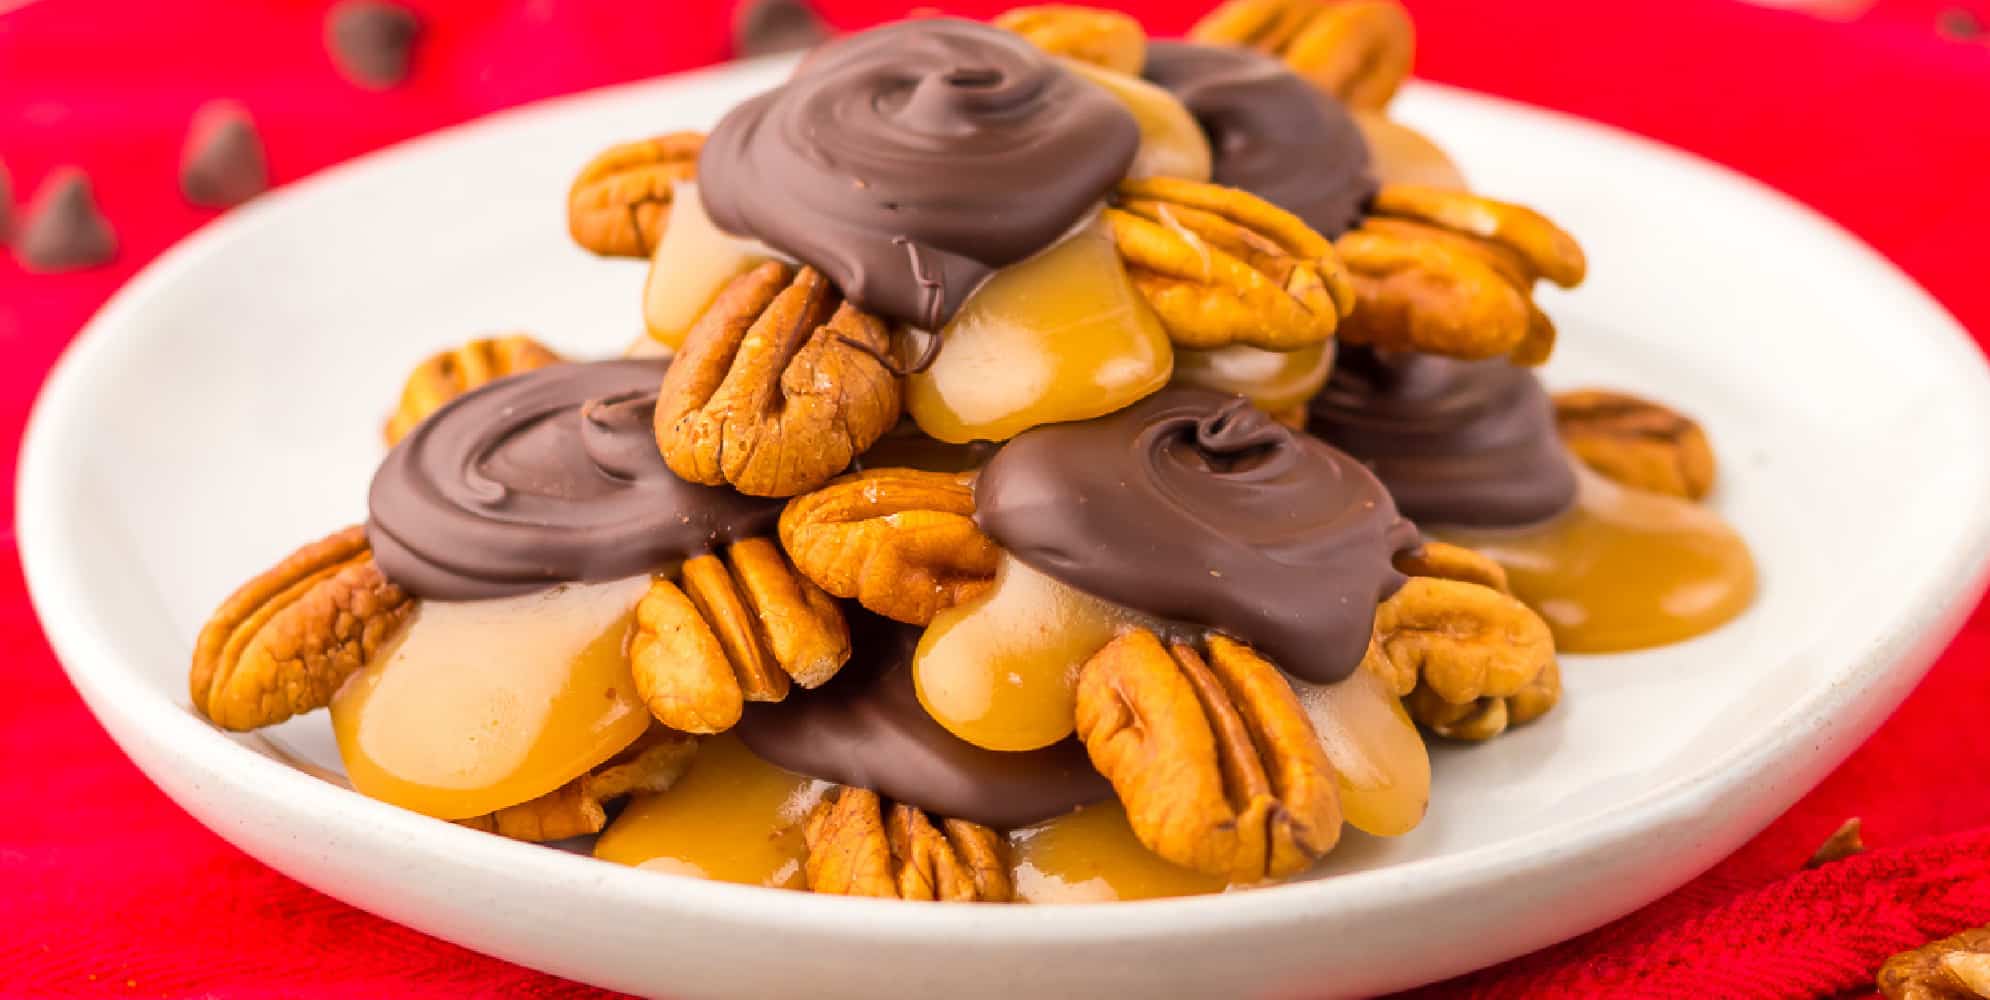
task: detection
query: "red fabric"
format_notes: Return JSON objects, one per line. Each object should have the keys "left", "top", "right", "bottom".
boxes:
{"left": 2, "top": 1, "right": 1987, "bottom": 996}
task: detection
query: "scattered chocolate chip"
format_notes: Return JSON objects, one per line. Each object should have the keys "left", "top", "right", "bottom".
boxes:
{"left": 180, "top": 101, "right": 270, "bottom": 209}
{"left": 326, "top": 0, "right": 422, "bottom": 89}
{"left": 1938, "top": 7, "right": 1984, "bottom": 39}
{"left": 17, "top": 168, "right": 117, "bottom": 273}
{"left": 0, "top": 161, "right": 13, "bottom": 245}
{"left": 1804, "top": 817, "right": 1865, "bottom": 869}
{"left": 732, "top": 0, "right": 831, "bottom": 59}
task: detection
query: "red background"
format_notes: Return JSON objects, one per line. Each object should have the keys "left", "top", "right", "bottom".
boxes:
{"left": 2, "top": 1, "right": 1987, "bottom": 996}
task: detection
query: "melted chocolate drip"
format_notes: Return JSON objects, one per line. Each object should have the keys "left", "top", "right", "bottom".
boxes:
{"left": 1144, "top": 40, "right": 1375, "bottom": 238}
{"left": 737, "top": 613, "right": 1110, "bottom": 829}
{"left": 698, "top": 18, "right": 1139, "bottom": 329}
{"left": 975, "top": 387, "right": 1418, "bottom": 685}
{"left": 367, "top": 360, "right": 782, "bottom": 600}
{"left": 1307, "top": 347, "right": 1578, "bottom": 528}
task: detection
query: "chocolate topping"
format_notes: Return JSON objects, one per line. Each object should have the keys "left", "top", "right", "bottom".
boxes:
{"left": 975, "top": 387, "right": 1418, "bottom": 685}
{"left": 367, "top": 360, "right": 781, "bottom": 600}
{"left": 1307, "top": 347, "right": 1578, "bottom": 528}
{"left": 731, "top": 0, "right": 831, "bottom": 59}
{"left": 698, "top": 18, "right": 1140, "bottom": 329}
{"left": 1144, "top": 41, "right": 1375, "bottom": 238}
{"left": 737, "top": 613, "right": 1110, "bottom": 828}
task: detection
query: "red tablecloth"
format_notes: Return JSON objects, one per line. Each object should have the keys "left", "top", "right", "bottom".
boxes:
{"left": 3, "top": 1, "right": 1987, "bottom": 996}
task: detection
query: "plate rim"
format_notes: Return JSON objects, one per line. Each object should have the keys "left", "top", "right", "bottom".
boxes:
{"left": 18, "top": 63, "right": 1990, "bottom": 983}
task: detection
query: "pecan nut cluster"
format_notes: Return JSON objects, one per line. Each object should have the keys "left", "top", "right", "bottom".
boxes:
{"left": 181, "top": 0, "right": 1757, "bottom": 907}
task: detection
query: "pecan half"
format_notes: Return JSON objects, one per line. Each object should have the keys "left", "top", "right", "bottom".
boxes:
{"left": 1554, "top": 389, "right": 1717, "bottom": 501}
{"left": 1189, "top": 0, "right": 1413, "bottom": 110}
{"left": 383, "top": 334, "right": 562, "bottom": 444}
{"left": 629, "top": 538, "right": 849, "bottom": 734}
{"left": 1337, "top": 184, "right": 1585, "bottom": 364}
{"left": 1393, "top": 540, "right": 1509, "bottom": 594}
{"left": 1107, "top": 177, "right": 1356, "bottom": 350}
{"left": 1365, "top": 575, "right": 1559, "bottom": 741}
{"left": 566, "top": 132, "right": 702, "bottom": 258}
{"left": 779, "top": 468, "right": 998, "bottom": 626}
{"left": 458, "top": 729, "right": 697, "bottom": 842}
{"left": 1076, "top": 629, "right": 1341, "bottom": 881}
{"left": 1881, "top": 925, "right": 1990, "bottom": 1000}
{"left": 655, "top": 262, "right": 901, "bottom": 497}
{"left": 995, "top": 5, "right": 1146, "bottom": 75}
{"left": 803, "top": 787, "right": 1013, "bottom": 901}
{"left": 190, "top": 526, "right": 414, "bottom": 731}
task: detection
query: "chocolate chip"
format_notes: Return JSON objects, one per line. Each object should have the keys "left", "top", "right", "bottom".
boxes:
{"left": 17, "top": 168, "right": 117, "bottom": 273}
{"left": 180, "top": 101, "right": 269, "bottom": 209}
{"left": 732, "top": 0, "right": 831, "bottom": 59}
{"left": 326, "top": 0, "right": 421, "bottom": 89}
{"left": 0, "top": 162, "right": 13, "bottom": 245}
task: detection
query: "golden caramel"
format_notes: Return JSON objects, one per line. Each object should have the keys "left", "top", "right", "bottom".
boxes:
{"left": 330, "top": 576, "right": 654, "bottom": 820}
{"left": 1355, "top": 111, "right": 1468, "bottom": 190}
{"left": 641, "top": 182, "right": 774, "bottom": 351}
{"left": 594, "top": 734, "right": 827, "bottom": 888}
{"left": 906, "top": 218, "right": 1174, "bottom": 443}
{"left": 1172, "top": 341, "right": 1336, "bottom": 416}
{"left": 1293, "top": 665, "right": 1430, "bottom": 837}
{"left": 1444, "top": 464, "right": 1756, "bottom": 653}
{"left": 1011, "top": 801, "right": 1230, "bottom": 902}
{"left": 914, "top": 554, "right": 1144, "bottom": 752}
{"left": 1062, "top": 59, "right": 1214, "bottom": 184}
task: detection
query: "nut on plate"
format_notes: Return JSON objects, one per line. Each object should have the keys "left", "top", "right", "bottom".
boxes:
{"left": 1107, "top": 176, "right": 1356, "bottom": 351}
{"left": 630, "top": 538, "right": 849, "bottom": 735}
{"left": 459, "top": 729, "right": 698, "bottom": 842}
{"left": 995, "top": 5, "right": 1147, "bottom": 76}
{"left": 1364, "top": 568, "right": 1560, "bottom": 742}
{"left": 1555, "top": 389, "right": 1717, "bottom": 501}
{"left": 779, "top": 468, "right": 999, "bottom": 626}
{"left": 189, "top": 526, "right": 414, "bottom": 731}
{"left": 654, "top": 261, "right": 901, "bottom": 498}
{"left": 1076, "top": 629, "right": 1341, "bottom": 882}
{"left": 803, "top": 787, "right": 1013, "bottom": 901}
{"left": 1880, "top": 924, "right": 1990, "bottom": 1000}
{"left": 383, "top": 334, "right": 562, "bottom": 444}
{"left": 1189, "top": 0, "right": 1415, "bottom": 111}
{"left": 567, "top": 132, "right": 703, "bottom": 258}
{"left": 1336, "top": 183, "right": 1587, "bottom": 365}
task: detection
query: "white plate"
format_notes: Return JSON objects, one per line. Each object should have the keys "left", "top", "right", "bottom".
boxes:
{"left": 19, "top": 60, "right": 1990, "bottom": 999}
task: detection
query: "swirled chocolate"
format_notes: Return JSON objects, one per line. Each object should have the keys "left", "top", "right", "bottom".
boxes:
{"left": 1144, "top": 41, "right": 1375, "bottom": 238}
{"left": 737, "top": 612, "right": 1110, "bottom": 828}
{"left": 1307, "top": 347, "right": 1578, "bottom": 528}
{"left": 975, "top": 387, "right": 1418, "bottom": 685}
{"left": 367, "top": 360, "right": 782, "bottom": 600}
{"left": 698, "top": 18, "right": 1139, "bottom": 329}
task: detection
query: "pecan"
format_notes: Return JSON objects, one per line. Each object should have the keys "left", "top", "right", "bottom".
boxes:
{"left": 779, "top": 468, "right": 998, "bottom": 626}
{"left": 1554, "top": 389, "right": 1717, "bottom": 501}
{"left": 995, "top": 5, "right": 1146, "bottom": 75}
{"left": 1107, "top": 177, "right": 1356, "bottom": 350}
{"left": 1804, "top": 817, "right": 1865, "bottom": 869}
{"left": 803, "top": 787, "right": 1012, "bottom": 901}
{"left": 1364, "top": 576, "right": 1559, "bottom": 740}
{"left": 458, "top": 729, "right": 697, "bottom": 842}
{"left": 1881, "top": 925, "right": 1990, "bottom": 1000}
{"left": 1393, "top": 540, "right": 1509, "bottom": 594}
{"left": 189, "top": 526, "right": 414, "bottom": 731}
{"left": 566, "top": 132, "right": 702, "bottom": 258}
{"left": 1189, "top": 0, "right": 1414, "bottom": 110}
{"left": 654, "top": 262, "right": 901, "bottom": 497}
{"left": 1076, "top": 629, "right": 1341, "bottom": 881}
{"left": 1337, "top": 185, "right": 1584, "bottom": 364}
{"left": 383, "top": 334, "right": 562, "bottom": 444}
{"left": 629, "top": 538, "right": 849, "bottom": 734}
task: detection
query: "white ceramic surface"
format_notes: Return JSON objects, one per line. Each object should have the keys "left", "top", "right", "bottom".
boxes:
{"left": 19, "top": 60, "right": 1990, "bottom": 999}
